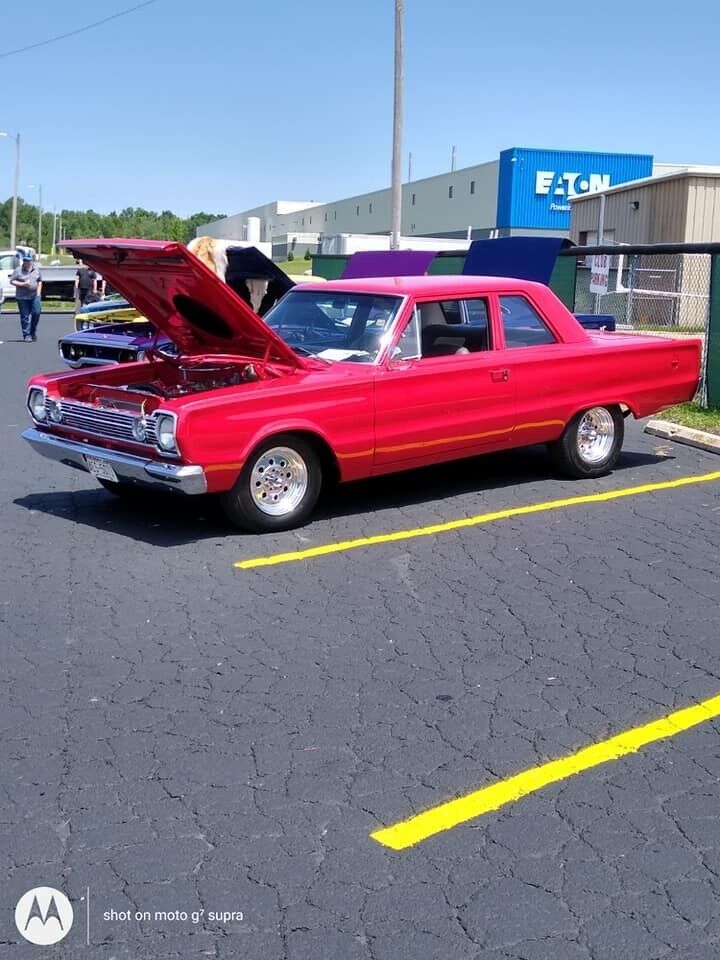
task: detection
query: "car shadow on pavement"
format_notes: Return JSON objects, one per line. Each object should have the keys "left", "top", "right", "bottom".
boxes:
{"left": 318, "top": 445, "right": 673, "bottom": 522}
{"left": 13, "top": 445, "right": 674, "bottom": 547}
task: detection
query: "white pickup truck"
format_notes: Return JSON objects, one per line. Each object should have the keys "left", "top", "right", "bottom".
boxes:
{"left": 1, "top": 246, "right": 79, "bottom": 302}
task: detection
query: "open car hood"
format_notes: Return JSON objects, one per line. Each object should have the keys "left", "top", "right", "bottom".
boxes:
{"left": 58, "top": 239, "right": 303, "bottom": 367}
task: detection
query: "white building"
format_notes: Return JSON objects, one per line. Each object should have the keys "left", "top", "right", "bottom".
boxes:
{"left": 198, "top": 147, "right": 673, "bottom": 257}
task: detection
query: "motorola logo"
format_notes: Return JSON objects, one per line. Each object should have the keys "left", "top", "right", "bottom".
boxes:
{"left": 15, "top": 887, "right": 74, "bottom": 945}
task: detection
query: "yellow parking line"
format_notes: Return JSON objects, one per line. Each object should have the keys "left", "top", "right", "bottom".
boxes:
{"left": 235, "top": 470, "right": 720, "bottom": 570}
{"left": 371, "top": 691, "right": 720, "bottom": 850}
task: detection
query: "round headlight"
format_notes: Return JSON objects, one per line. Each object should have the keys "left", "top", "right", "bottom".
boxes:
{"left": 135, "top": 350, "right": 146, "bottom": 362}
{"left": 81, "top": 320, "right": 91, "bottom": 330}
{"left": 131, "top": 417, "right": 147, "bottom": 442}
{"left": 156, "top": 414, "right": 177, "bottom": 452}
{"left": 28, "top": 388, "right": 47, "bottom": 421}
{"left": 48, "top": 399, "right": 64, "bottom": 423}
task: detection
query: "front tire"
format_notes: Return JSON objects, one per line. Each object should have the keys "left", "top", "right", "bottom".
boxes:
{"left": 220, "top": 434, "right": 323, "bottom": 532}
{"left": 549, "top": 405, "right": 624, "bottom": 478}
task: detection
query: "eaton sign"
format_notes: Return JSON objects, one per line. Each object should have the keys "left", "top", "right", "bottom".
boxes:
{"left": 497, "top": 148, "right": 653, "bottom": 230}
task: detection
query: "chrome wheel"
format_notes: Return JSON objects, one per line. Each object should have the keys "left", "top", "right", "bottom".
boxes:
{"left": 250, "top": 446, "right": 309, "bottom": 516}
{"left": 576, "top": 407, "right": 615, "bottom": 464}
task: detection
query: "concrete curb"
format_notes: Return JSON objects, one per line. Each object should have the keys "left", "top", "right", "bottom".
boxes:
{"left": 645, "top": 419, "right": 720, "bottom": 455}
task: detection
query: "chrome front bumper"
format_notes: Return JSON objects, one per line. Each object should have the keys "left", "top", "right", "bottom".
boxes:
{"left": 58, "top": 350, "right": 121, "bottom": 369}
{"left": 22, "top": 428, "right": 207, "bottom": 495}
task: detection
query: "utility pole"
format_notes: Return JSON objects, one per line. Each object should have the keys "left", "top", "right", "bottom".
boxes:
{"left": 407, "top": 151, "right": 412, "bottom": 182}
{"left": 12, "top": 134, "right": 20, "bottom": 250}
{"left": 0, "top": 131, "right": 21, "bottom": 248}
{"left": 593, "top": 192, "right": 606, "bottom": 315}
{"left": 30, "top": 183, "right": 43, "bottom": 254}
{"left": 38, "top": 184, "right": 43, "bottom": 256}
{"left": 451, "top": 145, "right": 456, "bottom": 171}
{"left": 390, "top": 0, "right": 404, "bottom": 249}
{"left": 52, "top": 208, "right": 58, "bottom": 253}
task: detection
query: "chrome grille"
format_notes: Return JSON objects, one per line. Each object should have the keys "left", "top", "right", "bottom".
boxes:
{"left": 46, "top": 398, "right": 157, "bottom": 445}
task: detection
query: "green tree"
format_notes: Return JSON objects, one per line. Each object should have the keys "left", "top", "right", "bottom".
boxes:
{"left": 0, "top": 197, "right": 226, "bottom": 251}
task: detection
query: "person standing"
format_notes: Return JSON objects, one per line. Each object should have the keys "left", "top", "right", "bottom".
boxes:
{"left": 74, "top": 259, "right": 97, "bottom": 306}
{"left": 10, "top": 253, "right": 43, "bottom": 342}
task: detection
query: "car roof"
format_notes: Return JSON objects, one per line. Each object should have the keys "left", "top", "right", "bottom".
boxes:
{"left": 291, "top": 274, "right": 547, "bottom": 297}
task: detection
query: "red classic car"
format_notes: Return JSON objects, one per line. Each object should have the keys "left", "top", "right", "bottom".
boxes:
{"left": 23, "top": 239, "right": 701, "bottom": 532}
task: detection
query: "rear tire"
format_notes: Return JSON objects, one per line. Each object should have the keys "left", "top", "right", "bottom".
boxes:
{"left": 220, "top": 434, "right": 322, "bottom": 532}
{"left": 549, "top": 405, "right": 624, "bottom": 478}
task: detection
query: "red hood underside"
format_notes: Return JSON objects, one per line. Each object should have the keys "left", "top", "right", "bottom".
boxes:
{"left": 59, "top": 238, "right": 304, "bottom": 367}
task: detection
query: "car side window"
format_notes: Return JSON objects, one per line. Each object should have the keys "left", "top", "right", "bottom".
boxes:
{"left": 500, "top": 295, "right": 556, "bottom": 348}
{"left": 395, "top": 307, "right": 422, "bottom": 359}
{"left": 418, "top": 298, "right": 490, "bottom": 358}
{"left": 464, "top": 298, "right": 489, "bottom": 328}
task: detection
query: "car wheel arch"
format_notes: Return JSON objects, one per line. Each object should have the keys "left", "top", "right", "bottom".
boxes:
{"left": 562, "top": 399, "right": 637, "bottom": 426}
{"left": 237, "top": 423, "right": 341, "bottom": 487}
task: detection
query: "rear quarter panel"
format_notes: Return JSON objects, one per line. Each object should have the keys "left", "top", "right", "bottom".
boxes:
{"left": 510, "top": 334, "right": 701, "bottom": 445}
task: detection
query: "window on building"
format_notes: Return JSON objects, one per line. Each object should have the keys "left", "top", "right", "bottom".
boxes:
{"left": 369, "top": 202, "right": 373, "bottom": 214}
{"left": 449, "top": 185, "right": 454, "bottom": 199}
{"left": 301, "top": 218, "right": 305, "bottom": 226}
{"left": 334, "top": 211, "right": 337, "bottom": 220}
{"left": 411, "top": 193, "right": 416, "bottom": 206}
{"left": 410, "top": 223, "right": 416, "bottom": 232}
{"left": 356, "top": 205, "right": 360, "bottom": 216}
{"left": 470, "top": 180, "right": 476, "bottom": 195}
{"left": 309, "top": 216, "right": 312, "bottom": 224}
{"left": 325, "top": 212, "right": 328, "bottom": 222}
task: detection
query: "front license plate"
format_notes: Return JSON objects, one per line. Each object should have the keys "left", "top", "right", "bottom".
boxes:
{"left": 84, "top": 455, "right": 118, "bottom": 483}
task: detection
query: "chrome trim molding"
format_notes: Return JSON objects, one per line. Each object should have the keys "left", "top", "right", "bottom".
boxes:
{"left": 42, "top": 397, "right": 158, "bottom": 446}
{"left": 22, "top": 428, "right": 207, "bottom": 495}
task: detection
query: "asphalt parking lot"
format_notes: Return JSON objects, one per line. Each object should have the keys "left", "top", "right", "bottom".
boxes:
{"left": 2, "top": 312, "right": 720, "bottom": 959}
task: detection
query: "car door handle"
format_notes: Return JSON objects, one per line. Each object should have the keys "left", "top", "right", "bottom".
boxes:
{"left": 490, "top": 368, "right": 509, "bottom": 382}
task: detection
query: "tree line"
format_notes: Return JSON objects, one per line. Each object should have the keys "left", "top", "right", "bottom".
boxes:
{"left": 0, "top": 197, "right": 226, "bottom": 253}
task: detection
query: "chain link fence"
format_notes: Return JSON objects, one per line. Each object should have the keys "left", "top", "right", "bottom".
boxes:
{"left": 572, "top": 252, "right": 710, "bottom": 334}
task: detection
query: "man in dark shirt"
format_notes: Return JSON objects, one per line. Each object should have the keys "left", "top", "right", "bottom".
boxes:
{"left": 10, "top": 253, "right": 43, "bottom": 341}
{"left": 74, "top": 260, "right": 98, "bottom": 306}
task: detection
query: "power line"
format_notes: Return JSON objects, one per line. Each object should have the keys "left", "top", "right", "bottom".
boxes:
{"left": 0, "top": 0, "right": 160, "bottom": 59}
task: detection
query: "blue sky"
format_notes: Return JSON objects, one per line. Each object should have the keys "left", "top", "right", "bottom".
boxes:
{"left": 0, "top": 0, "right": 717, "bottom": 217}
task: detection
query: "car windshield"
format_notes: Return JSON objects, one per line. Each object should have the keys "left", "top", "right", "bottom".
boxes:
{"left": 264, "top": 289, "right": 404, "bottom": 363}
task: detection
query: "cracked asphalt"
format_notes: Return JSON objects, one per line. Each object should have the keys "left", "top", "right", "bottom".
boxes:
{"left": 2, "top": 313, "right": 720, "bottom": 959}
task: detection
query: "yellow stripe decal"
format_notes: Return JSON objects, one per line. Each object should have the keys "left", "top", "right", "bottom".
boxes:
{"left": 235, "top": 470, "right": 720, "bottom": 570}
{"left": 371, "top": 692, "right": 720, "bottom": 850}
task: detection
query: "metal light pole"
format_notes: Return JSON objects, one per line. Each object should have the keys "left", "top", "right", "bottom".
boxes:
{"left": 0, "top": 131, "right": 21, "bottom": 249}
{"left": 390, "top": 0, "right": 404, "bottom": 250}
{"left": 29, "top": 183, "right": 43, "bottom": 254}
{"left": 38, "top": 184, "right": 43, "bottom": 255}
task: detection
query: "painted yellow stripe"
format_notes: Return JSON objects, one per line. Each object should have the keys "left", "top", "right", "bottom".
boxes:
{"left": 235, "top": 470, "right": 720, "bottom": 570}
{"left": 371, "top": 692, "right": 720, "bottom": 850}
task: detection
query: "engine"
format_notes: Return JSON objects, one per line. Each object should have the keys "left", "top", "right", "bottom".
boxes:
{"left": 127, "top": 361, "right": 263, "bottom": 399}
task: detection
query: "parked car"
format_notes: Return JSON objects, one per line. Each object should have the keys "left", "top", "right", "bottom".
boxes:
{"left": 59, "top": 321, "right": 176, "bottom": 367}
{"left": 74, "top": 295, "right": 141, "bottom": 331}
{"left": 23, "top": 239, "right": 701, "bottom": 533}
{"left": 60, "top": 244, "right": 298, "bottom": 366}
